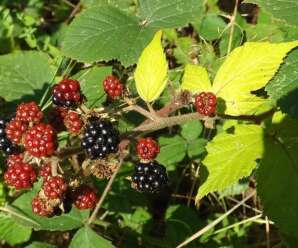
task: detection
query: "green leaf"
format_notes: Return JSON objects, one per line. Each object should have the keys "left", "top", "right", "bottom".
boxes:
{"left": 70, "top": 227, "right": 115, "bottom": 248}
{"left": 197, "top": 124, "right": 264, "bottom": 200}
{"left": 139, "top": 0, "right": 202, "bottom": 29}
{"left": 157, "top": 136, "right": 187, "bottom": 167}
{"left": 165, "top": 205, "right": 203, "bottom": 247}
{"left": 134, "top": 30, "right": 168, "bottom": 102}
{"left": 257, "top": 112, "right": 298, "bottom": 239}
{"left": 181, "top": 64, "right": 211, "bottom": 93}
{"left": 181, "top": 120, "right": 203, "bottom": 141}
{"left": 75, "top": 66, "right": 112, "bottom": 108}
{"left": 12, "top": 183, "right": 89, "bottom": 231}
{"left": 247, "top": 0, "right": 298, "bottom": 26}
{"left": 199, "top": 14, "right": 227, "bottom": 41}
{"left": 212, "top": 41, "right": 298, "bottom": 115}
{"left": 120, "top": 207, "right": 151, "bottom": 233}
{"left": 187, "top": 138, "right": 207, "bottom": 159}
{"left": 173, "top": 37, "right": 195, "bottom": 65}
{"left": 62, "top": 1, "right": 203, "bottom": 66}
{"left": 0, "top": 51, "right": 56, "bottom": 102}
{"left": 266, "top": 49, "right": 298, "bottom": 120}
{"left": 0, "top": 213, "right": 32, "bottom": 246}
{"left": 25, "top": 242, "right": 56, "bottom": 248}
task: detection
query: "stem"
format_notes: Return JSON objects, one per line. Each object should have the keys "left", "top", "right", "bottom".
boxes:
{"left": 176, "top": 191, "right": 255, "bottom": 248}
{"left": 227, "top": 0, "right": 239, "bottom": 55}
{"left": 187, "top": 164, "right": 200, "bottom": 206}
{"left": 211, "top": 214, "right": 263, "bottom": 236}
{"left": 122, "top": 105, "right": 156, "bottom": 120}
{"left": 87, "top": 157, "right": 124, "bottom": 225}
{"left": 0, "top": 206, "right": 40, "bottom": 226}
{"left": 133, "top": 113, "right": 213, "bottom": 132}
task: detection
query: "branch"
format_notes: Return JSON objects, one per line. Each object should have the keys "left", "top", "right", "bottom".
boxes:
{"left": 133, "top": 112, "right": 214, "bottom": 132}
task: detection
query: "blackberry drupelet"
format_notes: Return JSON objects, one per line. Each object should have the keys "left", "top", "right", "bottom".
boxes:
{"left": 0, "top": 119, "right": 19, "bottom": 155}
{"left": 81, "top": 117, "right": 120, "bottom": 159}
{"left": 132, "top": 160, "right": 168, "bottom": 193}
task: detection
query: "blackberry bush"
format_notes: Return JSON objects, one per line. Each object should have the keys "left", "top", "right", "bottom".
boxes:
{"left": 81, "top": 117, "right": 119, "bottom": 159}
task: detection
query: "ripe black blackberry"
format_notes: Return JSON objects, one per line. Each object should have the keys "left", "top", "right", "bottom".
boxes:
{"left": 132, "top": 161, "right": 168, "bottom": 193}
{"left": 0, "top": 119, "right": 19, "bottom": 155}
{"left": 81, "top": 117, "right": 119, "bottom": 159}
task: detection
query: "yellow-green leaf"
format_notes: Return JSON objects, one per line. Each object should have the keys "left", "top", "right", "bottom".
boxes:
{"left": 212, "top": 41, "right": 298, "bottom": 115}
{"left": 197, "top": 124, "right": 264, "bottom": 201}
{"left": 134, "top": 30, "right": 168, "bottom": 102}
{"left": 181, "top": 64, "right": 211, "bottom": 93}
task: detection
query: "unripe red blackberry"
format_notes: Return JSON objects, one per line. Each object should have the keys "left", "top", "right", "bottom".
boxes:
{"left": 6, "top": 153, "right": 24, "bottom": 167}
{"left": 32, "top": 196, "right": 54, "bottom": 217}
{"left": 194, "top": 92, "right": 217, "bottom": 116}
{"left": 132, "top": 161, "right": 168, "bottom": 193}
{"left": 39, "top": 163, "right": 52, "bottom": 181}
{"left": 103, "top": 75, "right": 123, "bottom": 99}
{"left": 72, "top": 185, "right": 97, "bottom": 209}
{"left": 43, "top": 176, "right": 67, "bottom": 199}
{"left": 4, "top": 162, "right": 36, "bottom": 189}
{"left": 81, "top": 117, "right": 120, "bottom": 159}
{"left": 52, "top": 78, "right": 83, "bottom": 108}
{"left": 48, "top": 107, "right": 67, "bottom": 132}
{"left": 5, "top": 118, "right": 28, "bottom": 144}
{"left": 64, "top": 112, "right": 82, "bottom": 134}
{"left": 15, "top": 102, "right": 43, "bottom": 124}
{"left": 136, "top": 138, "right": 160, "bottom": 160}
{"left": 24, "top": 123, "right": 57, "bottom": 157}
{"left": 0, "top": 119, "right": 20, "bottom": 155}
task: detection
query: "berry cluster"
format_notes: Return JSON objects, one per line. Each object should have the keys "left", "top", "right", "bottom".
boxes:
{"left": 0, "top": 119, "right": 19, "bottom": 155}
{"left": 132, "top": 161, "right": 168, "bottom": 193}
{"left": 52, "top": 78, "right": 83, "bottom": 108}
{"left": 136, "top": 138, "right": 160, "bottom": 160}
{"left": 81, "top": 117, "right": 119, "bottom": 160}
{"left": 24, "top": 123, "right": 57, "bottom": 157}
{"left": 48, "top": 107, "right": 68, "bottom": 132}
{"left": 103, "top": 75, "right": 123, "bottom": 99}
{"left": 194, "top": 92, "right": 217, "bottom": 116}
{"left": 4, "top": 162, "right": 36, "bottom": 189}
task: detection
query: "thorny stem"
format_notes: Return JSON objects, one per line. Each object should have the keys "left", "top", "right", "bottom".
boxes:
{"left": 87, "top": 156, "right": 125, "bottom": 225}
